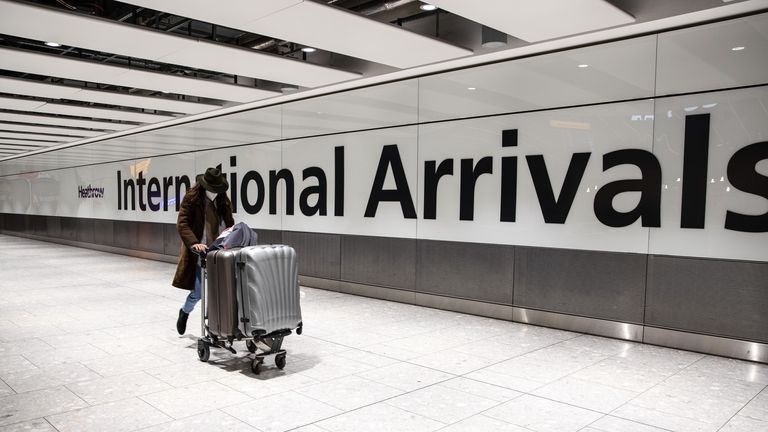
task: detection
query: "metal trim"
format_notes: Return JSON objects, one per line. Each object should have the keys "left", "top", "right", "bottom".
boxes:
{"left": 513, "top": 307, "right": 644, "bottom": 342}
{"left": 644, "top": 326, "right": 768, "bottom": 364}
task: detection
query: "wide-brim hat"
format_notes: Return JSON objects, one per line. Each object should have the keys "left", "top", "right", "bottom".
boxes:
{"left": 196, "top": 167, "right": 229, "bottom": 193}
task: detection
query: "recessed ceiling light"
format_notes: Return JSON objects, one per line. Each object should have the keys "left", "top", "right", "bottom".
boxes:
{"left": 467, "top": 87, "right": 476, "bottom": 91}
{"left": 577, "top": 64, "right": 589, "bottom": 68}
{"left": 44, "top": 41, "right": 61, "bottom": 47}
{"left": 301, "top": 47, "right": 316, "bottom": 53}
{"left": 420, "top": 3, "right": 437, "bottom": 11}
{"left": 731, "top": 46, "right": 745, "bottom": 51}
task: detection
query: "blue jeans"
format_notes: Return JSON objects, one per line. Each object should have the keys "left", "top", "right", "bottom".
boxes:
{"left": 182, "top": 265, "right": 202, "bottom": 314}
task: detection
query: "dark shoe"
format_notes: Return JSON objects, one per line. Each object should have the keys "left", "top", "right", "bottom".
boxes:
{"left": 176, "top": 309, "right": 189, "bottom": 335}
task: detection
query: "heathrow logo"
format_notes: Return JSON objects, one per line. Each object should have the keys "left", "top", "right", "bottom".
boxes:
{"left": 78, "top": 184, "right": 105, "bottom": 199}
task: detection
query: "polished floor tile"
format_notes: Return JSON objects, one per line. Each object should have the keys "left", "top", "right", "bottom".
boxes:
{"left": 0, "top": 235, "right": 766, "bottom": 432}
{"left": 315, "top": 403, "right": 445, "bottom": 432}
{"left": 2, "top": 363, "right": 101, "bottom": 394}
{"left": 0, "top": 387, "right": 88, "bottom": 427}
{"left": 46, "top": 397, "right": 170, "bottom": 432}
{"left": 436, "top": 414, "right": 531, "bottom": 431}
{"left": 719, "top": 414, "right": 768, "bottom": 432}
{"left": 532, "top": 376, "right": 639, "bottom": 413}
{"left": 296, "top": 375, "right": 403, "bottom": 411}
{"left": 386, "top": 384, "right": 500, "bottom": 424}
{"left": 484, "top": 394, "right": 603, "bottom": 432}
{"left": 140, "top": 381, "right": 251, "bottom": 419}
{"left": 584, "top": 415, "right": 672, "bottom": 432}
{"left": 740, "top": 387, "right": 768, "bottom": 421}
{"left": 223, "top": 391, "right": 342, "bottom": 432}
{"left": 65, "top": 370, "right": 172, "bottom": 405}
{"left": 138, "top": 410, "right": 259, "bottom": 432}
{"left": 0, "top": 379, "right": 13, "bottom": 398}
{"left": 356, "top": 362, "right": 455, "bottom": 392}
{"left": 0, "top": 419, "right": 57, "bottom": 432}
{"left": 437, "top": 377, "right": 522, "bottom": 403}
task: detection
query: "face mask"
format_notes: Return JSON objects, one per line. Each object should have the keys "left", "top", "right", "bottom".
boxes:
{"left": 205, "top": 190, "right": 218, "bottom": 201}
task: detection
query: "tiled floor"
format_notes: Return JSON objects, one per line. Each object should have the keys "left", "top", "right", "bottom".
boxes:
{"left": 0, "top": 234, "right": 767, "bottom": 432}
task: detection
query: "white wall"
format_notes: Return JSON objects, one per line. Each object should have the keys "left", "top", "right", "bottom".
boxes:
{"left": 2, "top": 13, "right": 767, "bottom": 262}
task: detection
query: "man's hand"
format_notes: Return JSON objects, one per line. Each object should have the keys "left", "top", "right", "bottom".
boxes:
{"left": 191, "top": 243, "right": 207, "bottom": 253}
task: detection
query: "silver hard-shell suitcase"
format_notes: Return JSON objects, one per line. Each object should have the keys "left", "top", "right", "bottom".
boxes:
{"left": 236, "top": 245, "right": 302, "bottom": 337}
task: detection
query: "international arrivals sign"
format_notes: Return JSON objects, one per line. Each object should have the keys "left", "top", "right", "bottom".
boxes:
{"left": 115, "top": 114, "right": 767, "bottom": 234}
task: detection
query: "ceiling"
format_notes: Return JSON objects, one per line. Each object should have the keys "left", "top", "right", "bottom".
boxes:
{"left": 0, "top": 0, "right": 761, "bottom": 168}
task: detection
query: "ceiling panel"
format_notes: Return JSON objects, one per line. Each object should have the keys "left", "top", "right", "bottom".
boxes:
{"left": 0, "top": 76, "right": 80, "bottom": 99}
{"left": 0, "top": 132, "right": 79, "bottom": 142}
{"left": 0, "top": 77, "right": 221, "bottom": 114}
{"left": 0, "top": 95, "right": 173, "bottom": 123}
{"left": 0, "top": 47, "right": 279, "bottom": 103}
{"left": 159, "top": 41, "right": 360, "bottom": 88}
{"left": 427, "top": 0, "right": 635, "bottom": 42}
{"left": 35, "top": 103, "right": 174, "bottom": 123}
{"left": 0, "top": 96, "right": 46, "bottom": 111}
{"left": 0, "top": 139, "right": 54, "bottom": 146}
{"left": 1, "top": 0, "right": 360, "bottom": 88}
{"left": 0, "top": 0, "right": 186, "bottom": 59}
{"left": 0, "top": 112, "right": 134, "bottom": 131}
{"left": 132, "top": 0, "right": 301, "bottom": 28}
{"left": 74, "top": 88, "right": 220, "bottom": 114}
{"left": 0, "top": 123, "right": 101, "bottom": 137}
{"left": 121, "top": 0, "right": 473, "bottom": 68}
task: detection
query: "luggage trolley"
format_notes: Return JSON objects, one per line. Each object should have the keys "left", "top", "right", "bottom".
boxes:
{"left": 195, "top": 247, "right": 303, "bottom": 374}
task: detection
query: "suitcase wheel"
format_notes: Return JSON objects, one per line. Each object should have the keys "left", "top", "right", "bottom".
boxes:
{"left": 197, "top": 339, "right": 210, "bottom": 362}
{"left": 275, "top": 354, "right": 286, "bottom": 370}
{"left": 246, "top": 340, "right": 257, "bottom": 354}
{"left": 251, "top": 358, "right": 263, "bottom": 375}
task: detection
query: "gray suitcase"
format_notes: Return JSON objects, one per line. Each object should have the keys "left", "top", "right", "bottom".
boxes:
{"left": 205, "top": 249, "right": 240, "bottom": 338}
{"left": 236, "top": 245, "right": 302, "bottom": 337}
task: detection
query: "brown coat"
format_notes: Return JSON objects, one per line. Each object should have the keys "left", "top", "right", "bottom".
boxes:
{"left": 172, "top": 184, "right": 235, "bottom": 290}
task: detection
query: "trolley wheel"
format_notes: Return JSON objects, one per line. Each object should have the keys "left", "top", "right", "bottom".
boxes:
{"left": 197, "top": 339, "right": 210, "bottom": 362}
{"left": 275, "top": 354, "right": 286, "bottom": 370}
{"left": 251, "top": 358, "right": 263, "bottom": 375}
{"left": 246, "top": 340, "right": 256, "bottom": 353}
{"left": 296, "top": 325, "right": 303, "bottom": 335}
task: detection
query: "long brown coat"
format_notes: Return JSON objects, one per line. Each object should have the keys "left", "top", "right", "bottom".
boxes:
{"left": 172, "top": 184, "right": 235, "bottom": 290}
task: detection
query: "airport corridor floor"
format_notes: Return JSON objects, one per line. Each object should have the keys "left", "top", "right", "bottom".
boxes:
{"left": 0, "top": 234, "right": 766, "bottom": 432}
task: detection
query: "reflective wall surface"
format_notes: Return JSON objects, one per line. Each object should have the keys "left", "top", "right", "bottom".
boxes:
{"left": 3, "top": 12, "right": 767, "bottom": 262}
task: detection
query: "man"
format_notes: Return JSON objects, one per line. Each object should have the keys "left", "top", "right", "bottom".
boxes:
{"left": 172, "top": 167, "right": 234, "bottom": 335}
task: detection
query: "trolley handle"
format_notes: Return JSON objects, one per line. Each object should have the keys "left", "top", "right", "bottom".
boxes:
{"left": 193, "top": 247, "right": 208, "bottom": 268}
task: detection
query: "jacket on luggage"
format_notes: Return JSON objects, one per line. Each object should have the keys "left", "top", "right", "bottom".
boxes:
{"left": 208, "top": 221, "right": 259, "bottom": 251}
{"left": 172, "top": 184, "right": 235, "bottom": 290}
